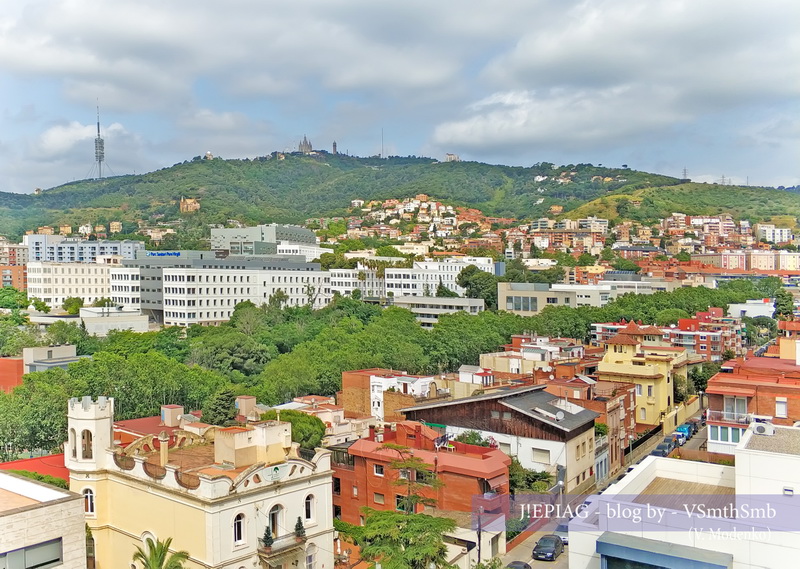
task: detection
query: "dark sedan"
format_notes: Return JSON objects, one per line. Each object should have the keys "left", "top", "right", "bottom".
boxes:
{"left": 532, "top": 534, "right": 564, "bottom": 561}
{"left": 506, "top": 562, "right": 532, "bottom": 569}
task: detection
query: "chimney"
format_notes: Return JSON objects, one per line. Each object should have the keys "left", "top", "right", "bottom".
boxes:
{"left": 158, "top": 432, "right": 169, "bottom": 467}
{"left": 161, "top": 405, "right": 184, "bottom": 427}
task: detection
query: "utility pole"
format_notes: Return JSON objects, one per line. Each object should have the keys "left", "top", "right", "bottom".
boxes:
{"left": 476, "top": 506, "right": 484, "bottom": 562}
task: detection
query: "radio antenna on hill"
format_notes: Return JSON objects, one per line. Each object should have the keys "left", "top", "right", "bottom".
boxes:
{"left": 94, "top": 104, "right": 105, "bottom": 179}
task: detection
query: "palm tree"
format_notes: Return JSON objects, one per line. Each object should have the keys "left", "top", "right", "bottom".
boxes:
{"left": 132, "top": 537, "right": 190, "bottom": 569}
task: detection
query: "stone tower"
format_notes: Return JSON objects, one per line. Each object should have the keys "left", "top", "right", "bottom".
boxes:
{"left": 65, "top": 396, "right": 115, "bottom": 473}
{"left": 332, "top": 141, "right": 338, "bottom": 155}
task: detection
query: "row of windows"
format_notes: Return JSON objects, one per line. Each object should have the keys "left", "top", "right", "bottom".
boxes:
{"left": 709, "top": 425, "right": 745, "bottom": 444}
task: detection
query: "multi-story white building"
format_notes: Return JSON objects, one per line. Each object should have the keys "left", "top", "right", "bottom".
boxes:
{"left": 390, "top": 295, "right": 485, "bottom": 328}
{"left": 499, "top": 281, "right": 654, "bottom": 316}
{"left": 385, "top": 257, "right": 495, "bottom": 296}
{"left": 66, "top": 396, "right": 334, "bottom": 569}
{"left": 211, "top": 223, "right": 317, "bottom": 255}
{"left": 110, "top": 251, "right": 331, "bottom": 326}
{"left": 0, "top": 471, "right": 87, "bottom": 569}
{"left": 275, "top": 243, "right": 330, "bottom": 262}
{"left": 755, "top": 223, "right": 793, "bottom": 244}
{"left": 24, "top": 234, "right": 144, "bottom": 262}
{"left": 26, "top": 258, "right": 119, "bottom": 309}
{"left": 570, "top": 423, "right": 800, "bottom": 569}
{"left": 329, "top": 263, "right": 386, "bottom": 298}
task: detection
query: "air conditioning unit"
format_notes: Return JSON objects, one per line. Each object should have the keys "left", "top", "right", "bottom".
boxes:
{"left": 753, "top": 423, "right": 775, "bottom": 436}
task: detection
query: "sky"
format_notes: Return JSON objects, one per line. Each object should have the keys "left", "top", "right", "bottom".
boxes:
{"left": 0, "top": 0, "right": 798, "bottom": 194}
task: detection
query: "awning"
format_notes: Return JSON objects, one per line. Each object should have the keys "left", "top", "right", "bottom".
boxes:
{"left": 596, "top": 532, "right": 733, "bottom": 569}
{"left": 487, "top": 474, "right": 509, "bottom": 488}
{"left": 705, "top": 385, "right": 755, "bottom": 397}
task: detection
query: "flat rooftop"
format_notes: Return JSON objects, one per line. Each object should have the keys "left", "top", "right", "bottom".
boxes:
{"left": 632, "top": 476, "right": 735, "bottom": 515}
{"left": 745, "top": 427, "right": 800, "bottom": 455}
{"left": 0, "top": 472, "right": 71, "bottom": 514}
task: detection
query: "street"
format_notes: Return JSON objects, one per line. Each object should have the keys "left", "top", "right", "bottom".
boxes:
{"left": 501, "top": 519, "right": 569, "bottom": 569}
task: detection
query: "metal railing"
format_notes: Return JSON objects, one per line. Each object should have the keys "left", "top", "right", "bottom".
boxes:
{"left": 706, "top": 410, "right": 751, "bottom": 424}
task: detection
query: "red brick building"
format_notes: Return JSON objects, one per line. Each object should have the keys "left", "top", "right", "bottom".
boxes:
{"left": 706, "top": 355, "right": 800, "bottom": 455}
{"left": 330, "top": 421, "right": 510, "bottom": 524}
{"left": 0, "top": 357, "right": 24, "bottom": 393}
{"left": 0, "top": 265, "right": 26, "bottom": 290}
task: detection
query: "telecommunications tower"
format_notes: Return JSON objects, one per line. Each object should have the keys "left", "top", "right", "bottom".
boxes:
{"left": 94, "top": 106, "right": 105, "bottom": 179}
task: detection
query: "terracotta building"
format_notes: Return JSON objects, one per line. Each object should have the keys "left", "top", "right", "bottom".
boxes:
{"left": 330, "top": 421, "right": 510, "bottom": 524}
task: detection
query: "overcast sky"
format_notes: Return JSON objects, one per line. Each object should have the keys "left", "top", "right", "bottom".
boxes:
{"left": 1, "top": 0, "right": 798, "bottom": 194}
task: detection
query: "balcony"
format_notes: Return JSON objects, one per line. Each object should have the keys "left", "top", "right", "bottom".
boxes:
{"left": 646, "top": 396, "right": 656, "bottom": 405}
{"left": 706, "top": 410, "right": 751, "bottom": 424}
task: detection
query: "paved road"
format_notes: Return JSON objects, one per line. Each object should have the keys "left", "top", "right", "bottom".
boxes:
{"left": 683, "top": 423, "right": 707, "bottom": 450}
{"left": 501, "top": 520, "right": 569, "bottom": 569}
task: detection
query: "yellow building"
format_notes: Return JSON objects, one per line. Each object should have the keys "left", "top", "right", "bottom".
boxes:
{"left": 66, "top": 396, "right": 334, "bottom": 569}
{"left": 596, "top": 322, "right": 690, "bottom": 426}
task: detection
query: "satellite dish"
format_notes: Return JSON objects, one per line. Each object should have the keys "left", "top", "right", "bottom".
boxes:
{"left": 555, "top": 411, "right": 565, "bottom": 421}
{"left": 549, "top": 374, "right": 555, "bottom": 380}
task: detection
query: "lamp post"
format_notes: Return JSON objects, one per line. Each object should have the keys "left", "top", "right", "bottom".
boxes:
{"left": 699, "top": 390, "right": 704, "bottom": 409}
{"left": 476, "top": 506, "right": 484, "bottom": 563}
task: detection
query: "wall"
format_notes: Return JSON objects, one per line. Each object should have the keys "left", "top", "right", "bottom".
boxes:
{"left": 0, "top": 357, "right": 24, "bottom": 393}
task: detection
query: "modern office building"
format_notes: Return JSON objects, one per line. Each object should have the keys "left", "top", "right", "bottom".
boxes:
{"left": 210, "top": 224, "right": 317, "bottom": 255}
{"left": 26, "top": 258, "right": 119, "bottom": 310}
{"left": 389, "top": 295, "right": 485, "bottom": 327}
{"left": 110, "top": 251, "right": 331, "bottom": 325}
{"left": 385, "top": 257, "right": 495, "bottom": 296}
{"left": 24, "top": 234, "right": 144, "bottom": 262}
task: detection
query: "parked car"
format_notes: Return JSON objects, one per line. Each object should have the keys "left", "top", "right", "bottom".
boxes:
{"left": 661, "top": 436, "right": 677, "bottom": 453}
{"left": 676, "top": 424, "right": 693, "bottom": 439}
{"left": 685, "top": 418, "right": 701, "bottom": 434}
{"left": 672, "top": 432, "right": 687, "bottom": 446}
{"left": 553, "top": 521, "right": 570, "bottom": 545}
{"left": 650, "top": 443, "right": 671, "bottom": 457}
{"left": 507, "top": 562, "right": 532, "bottom": 569}
{"left": 533, "top": 535, "right": 565, "bottom": 561}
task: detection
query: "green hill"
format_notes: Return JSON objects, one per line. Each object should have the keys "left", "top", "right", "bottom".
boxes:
{"left": 567, "top": 183, "right": 800, "bottom": 226}
{"left": 0, "top": 153, "right": 795, "bottom": 238}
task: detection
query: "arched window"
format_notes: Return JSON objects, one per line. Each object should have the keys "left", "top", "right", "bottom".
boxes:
{"left": 233, "top": 513, "right": 245, "bottom": 544}
{"left": 81, "top": 430, "right": 93, "bottom": 459}
{"left": 69, "top": 429, "right": 77, "bottom": 459}
{"left": 269, "top": 505, "right": 283, "bottom": 538}
{"left": 305, "top": 543, "right": 317, "bottom": 569}
{"left": 304, "top": 495, "right": 314, "bottom": 522}
{"left": 83, "top": 488, "right": 95, "bottom": 514}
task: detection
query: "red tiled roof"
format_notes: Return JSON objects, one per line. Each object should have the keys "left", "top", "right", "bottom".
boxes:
{"left": 0, "top": 454, "right": 69, "bottom": 481}
{"left": 114, "top": 416, "right": 184, "bottom": 437}
{"left": 605, "top": 333, "right": 640, "bottom": 345}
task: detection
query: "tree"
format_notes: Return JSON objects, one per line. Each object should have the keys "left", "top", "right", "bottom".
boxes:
{"left": 260, "top": 409, "right": 326, "bottom": 449}
{"left": 435, "top": 282, "right": 459, "bottom": 298}
{"left": 381, "top": 443, "right": 444, "bottom": 513}
{"left": 267, "top": 289, "right": 289, "bottom": 310}
{"left": 91, "top": 297, "right": 115, "bottom": 307}
{"left": 453, "top": 430, "right": 489, "bottom": 446}
{"left": 674, "top": 251, "right": 691, "bottom": 262}
{"left": 201, "top": 388, "right": 237, "bottom": 426}
{"left": 294, "top": 516, "right": 306, "bottom": 539}
{"left": 30, "top": 298, "right": 50, "bottom": 313}
{"left": 132, "top": 537, "right": 190, "bottom": 569}
{"left": 0, "top": 287, "right": 28, "bottom": 310}
{"left": 654, "top": 308, "right": 690, "bottom": 326}
{"left": 336, "top": 509, "right": 456, "bottom": 569}
{"left": 509, "top": 457, "right": 552, "bottom": 494}
{"left": 773, "top": 288, "right": 794, "bottom": 320}
{"left": 62, "top": 297, "right": 84, "bottom": 315}
{"left": 456, "top": 265, "right": 498, "bottom": 310}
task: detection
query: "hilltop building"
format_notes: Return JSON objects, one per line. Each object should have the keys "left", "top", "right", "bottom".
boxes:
{"left": 179, "top": 197, "right": 200, "bottom": 213}
{"left": 299, "top": 136, "right": 313, "bottom": 154}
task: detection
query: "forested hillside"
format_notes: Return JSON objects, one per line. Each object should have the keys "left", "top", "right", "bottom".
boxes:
{"left": 0, "top": 155, "right": 678, "bottom": 238}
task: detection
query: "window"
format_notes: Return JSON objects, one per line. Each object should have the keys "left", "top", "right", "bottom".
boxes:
{"left": 83, "top": 488, "right": 95, "bottom": 514}
{"left": 396, "top": 495, "right": 408, "bottom": 512}
{"left": 269, "top": 505, "right": 283, "bottom": 538}
{"left": 502, "top": 411, "right": 512, "bottom": 421}
{"left": 647, "top": 385, "right": 653, "bottom": 397}
{"left": 374, "top": 493, "right": 385, "bottom": 504}
{"left": 399, "top": 469, "right": 409, "bottom": 480}
{"left": 0, "top": 538, "right": 63, "bottom": 569}
{"left": 373, "top": 464, "right": 384, "bottom": 476}
{"left": 731, "top": 428, "right": 741, "bottom": 443}
{"left": 710, "top": 425, "right": 718, "bottom": 441}
{"left": 776, "top": 398, "right": 788, "bottom": 418}
{"left": 490, "top": 410, "right": 500, "bottom": 419}
{"left": 81, "top": 429, "right": 93, "bottom": 459}
{"left": 720, "top": 427, "right": 729, "bottom": 442}
{"left": 306, "top": 544, "right": 317, "bottom": 569}
{"left": 532, "top": 448, "right": 550, "bottom": 464}
{"left": 233, "top": 513, "right": 245, "bottom": 543}
{"left": 352, "top": 485, "right": 358, "bottom": 497}
{"left": 69, "top": 429, "right": 76, "bottom": 459}
{"left": 635, "top": 385, "right": 643, "bottom": 396}
{"left": 304, "top": 495, "right": 314, "bottom": 522}
{"left": 639, "top": 408, "right": 646, "bottom": 421}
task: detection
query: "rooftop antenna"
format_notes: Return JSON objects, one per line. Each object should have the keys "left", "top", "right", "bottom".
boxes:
{"left": 94, "top": 103, "right": 105, "bottom": 179}
{"left": 682, "top": 167, "right": 688, "bottom": 180}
